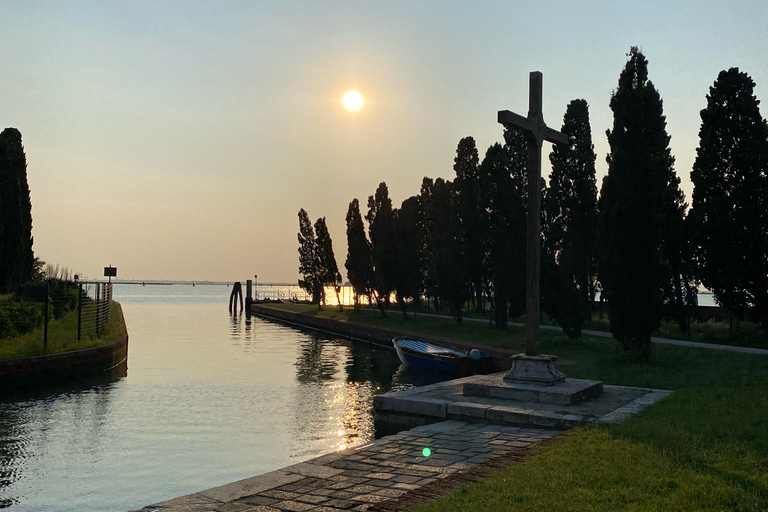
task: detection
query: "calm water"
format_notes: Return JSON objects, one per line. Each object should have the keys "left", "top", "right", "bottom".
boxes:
{"left": 0, "top": 284, "right": 444, "bottom": 511}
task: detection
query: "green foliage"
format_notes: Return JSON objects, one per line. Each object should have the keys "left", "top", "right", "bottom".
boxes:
{"left": 689, "top": 67, "right": 768, "bottom": 330}
{"left": 392, "top": 196, "right": 422, "bottom": 317}
{"left": 314, "top": 217, "right": 342, "bottom": 306}
{"left": 479, "top": 139, "right": 526, "bottom": 328}
{"left": 540, "top": 253, "right": 584, "bottom": 339}
{"left": 597, "top": 48, "right": 678, "bottom": 360}
{"left": 297, "top": 208, "right": 322, "bottom": 304}
{"left": 0, "top": 128, "right": 35, "bottom": 292}
{"left": 344, "top": 198, "right": 374, "bottom": 308}
{"left": 453, "top": 136, "right": 484, "bottom": 313}
{"left": 297, "top": 209, "right": 342, "bottom": 306}
{"left": 0, "top": 302, "right": 125, "bottom": 360}
{"left": 366, "top": 182, "right": 398, "bottom": 309}
{"left": 546, "top": 99, "right": 598, "bottom": 323}
{"left": 419, "top": 177, "right": 466, "bottom": 322}
{"left": 0, "top": 300, "right": 43, "bottom": 339}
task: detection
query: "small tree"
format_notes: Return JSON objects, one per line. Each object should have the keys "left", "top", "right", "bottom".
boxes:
{"left": 345, "top": 198, "right": 374, "bottom": 310}
{"left": 689, "top": 68, "right": 768, "bottom": 330}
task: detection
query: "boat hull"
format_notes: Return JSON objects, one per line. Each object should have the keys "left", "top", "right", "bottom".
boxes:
{"left": 393, "top": 337, "right": 473, "bottom": 374}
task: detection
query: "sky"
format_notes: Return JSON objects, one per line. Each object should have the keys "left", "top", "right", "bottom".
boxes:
{"left": 1, "top": 1, "right": 767, "bottom": 283}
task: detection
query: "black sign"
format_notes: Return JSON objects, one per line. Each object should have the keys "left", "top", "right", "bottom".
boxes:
{"left": 104, "top": 267, "right": 117, "bottom": 277}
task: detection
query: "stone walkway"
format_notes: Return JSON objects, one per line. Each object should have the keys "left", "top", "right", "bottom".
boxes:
{"left": 131, "top": 421, "right": 557, "bottom": 512}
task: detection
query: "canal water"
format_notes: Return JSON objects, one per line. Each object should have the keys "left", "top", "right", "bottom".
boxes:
{"left": 0, "top": 284, "right": 444, "bottom": 511}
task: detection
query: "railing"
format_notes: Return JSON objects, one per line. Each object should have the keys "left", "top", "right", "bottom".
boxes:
{"left": 77, "top": 281, "right": 113, "bottom": 341}
{"left": 16, "top": 280, "right": 113, "bottom": 348}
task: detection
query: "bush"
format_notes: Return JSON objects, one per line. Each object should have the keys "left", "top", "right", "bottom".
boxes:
{"left": 0, "top": 300, "right": 44, "bottom": 339}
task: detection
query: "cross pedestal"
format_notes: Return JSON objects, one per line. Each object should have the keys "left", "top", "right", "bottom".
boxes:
{"left": 498, "top": 71, "right": 566, "bottom": 386}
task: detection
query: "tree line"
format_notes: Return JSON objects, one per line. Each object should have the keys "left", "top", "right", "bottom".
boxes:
{"left": 299, "top": 47, "right": 768, "bottom": 360}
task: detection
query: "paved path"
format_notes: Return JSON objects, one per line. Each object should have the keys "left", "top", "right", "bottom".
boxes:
{"left": 406, "top": 311, "right": 768, "bottom": 356}
{"left": 131, "top": 421, "right": 556, "bottom": 512}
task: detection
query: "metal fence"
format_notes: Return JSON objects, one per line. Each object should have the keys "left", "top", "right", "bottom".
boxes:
{"left": 15, "top": 280, "right": 113, "bottom": 348}
{"left": 77, "top": 281, "right": 113, "bottom": 341}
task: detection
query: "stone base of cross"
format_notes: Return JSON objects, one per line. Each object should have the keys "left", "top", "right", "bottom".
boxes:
{"left": 498, "top": 71, "right": 566, "bottom": 386}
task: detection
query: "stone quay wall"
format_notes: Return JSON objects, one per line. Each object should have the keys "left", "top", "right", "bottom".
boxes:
{"left": 250, "top": 303, "right": 515, "bottom": 372}
{"left": 0, "top": 304, "right": 128, "bottom": 391}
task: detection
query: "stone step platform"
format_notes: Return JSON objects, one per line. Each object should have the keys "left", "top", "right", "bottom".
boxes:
{"left": 130, "top": 421, "right": 557, "bottom": 512}
{"left": 373, "top": 373, "right": 672, "bottom": 436}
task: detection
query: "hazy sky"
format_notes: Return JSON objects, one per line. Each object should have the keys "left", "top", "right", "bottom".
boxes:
{"left": 1, "top": 1, "right": 766, "bottom": 282}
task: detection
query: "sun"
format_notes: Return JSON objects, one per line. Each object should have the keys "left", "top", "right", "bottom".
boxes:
{"left": 342, "top": 90, "right": 364, "bottom": 111}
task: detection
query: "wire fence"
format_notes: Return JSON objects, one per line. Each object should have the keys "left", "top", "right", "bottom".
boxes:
{"left": 15, "top": 280, "right": 113, "bottom": 348}
{"left": 78, "top": 282, "right": 113, "bottom": 341}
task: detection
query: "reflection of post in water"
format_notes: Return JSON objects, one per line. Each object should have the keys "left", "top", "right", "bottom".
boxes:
{"left": 229, "top": 281, "right": 243, "bottom": 314}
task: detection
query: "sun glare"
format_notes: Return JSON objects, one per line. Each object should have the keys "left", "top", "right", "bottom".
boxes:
{"left": 343, "top": 90, "right": 364, "bottom": 111}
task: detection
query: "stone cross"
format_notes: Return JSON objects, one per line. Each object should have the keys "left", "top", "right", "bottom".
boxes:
{"left": 498, "top": 71, "right": 567, "bottom": 358}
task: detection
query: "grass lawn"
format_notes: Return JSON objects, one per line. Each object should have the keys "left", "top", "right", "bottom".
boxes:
{"left": 0, "top": 302, "right": 126, "bottom": 360}
{"left": 262, "top": 303, "right": 768, "bottom": 511}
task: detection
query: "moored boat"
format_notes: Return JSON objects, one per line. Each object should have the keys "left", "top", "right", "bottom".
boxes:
{"left": 393, "top": 336, "right": 473, "bottom": 374}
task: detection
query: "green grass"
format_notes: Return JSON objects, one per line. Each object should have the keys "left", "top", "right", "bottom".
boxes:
{"left": 339, "top": 301, "right": 768, "bottom": 349}
{"left": 262, "top": 303, "right": 768, "bottom": 511}
{"left": 0, "top": 302, "right": 126, "bottom": 360}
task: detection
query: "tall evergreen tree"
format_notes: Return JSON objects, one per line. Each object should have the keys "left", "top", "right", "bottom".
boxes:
{"left": 420, "top": 177, "right": 466, "bottom": 322}
{"left": 297, "top": 209, "right": 322, "bottom": 304}
{"left": 546, "top": 99, "right": 598, "bottom": 321}
{"left": 479, "top": 142, "right": 526, "bottom": 328}
{"left": 345, "top": 198, "right": 374, "bottom": 309}
{"left": 314, "top": 217, "right": 342, "bottom": 308}
{"left": 597, "top": 48, "right": 677, "bottom": 360}
{"left": 366, "top": 182, "right": 398, "bottom": 310}
{"left": 0, "top": 128, "right": 34, "bottom": 292}
{"left": 453, "top": 136, "right": 484, "bottom": 313}
{"left": 392, "top": 196, "right": 422, "bottom": 318}
{"left": 689, "top": 68, "right": 768, "bottom": 329}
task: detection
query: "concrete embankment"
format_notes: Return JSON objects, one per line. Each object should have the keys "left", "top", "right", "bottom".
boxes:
{"left": 251, "top": 303, "right": 516, "bottom": 372}
{"left": 0, "top": 304, "right": 128, "bottom": 391}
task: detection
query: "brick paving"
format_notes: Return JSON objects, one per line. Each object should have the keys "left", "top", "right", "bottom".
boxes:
{"left": 131, "top": 420, "right": 557, "bottom": 512}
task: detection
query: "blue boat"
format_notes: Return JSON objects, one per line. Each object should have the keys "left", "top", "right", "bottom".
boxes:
{"left": 393, "top": 336, "right": 472, "bottom": 373}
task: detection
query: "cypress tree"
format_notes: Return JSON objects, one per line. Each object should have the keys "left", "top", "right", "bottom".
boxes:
{"left": 420, "top": 177, "right": 465, "bottom": 322}
{"left": 366, "top": 182, "right": 398, "bottom": 309}
{"left": 479, "top": 142, "right": 526, "bottom": 328}
{"left": 0, "top": 128, "right": 34, "bottom": 292}
{"left": 345, "top": 198, "right": 374, "bottom": 309}
{"left": 392, "top": 196, "right": 422, "bottom": 318}
{"left": 297, "top": 209, "right": 322, "bottom": 304}
{"left": 453, "top": 136, "right": 484, "bottom": 313}
{"left": 689, "top": 68, "right": 768, "bottom": 329}
{"left": 314, "top": 217, "right": 342, "bottom": 307}
{"left": 597, "top": 48, "right": 677, "bottom": 360}
{"left": 546, "top": 99, "right": 598, "bottom": 321}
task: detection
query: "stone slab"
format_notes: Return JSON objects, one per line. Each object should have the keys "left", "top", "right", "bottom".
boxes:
{"left": 284, "top": 462, "right": 344, "bottom": 479}
{"left": 200, "top": 471, "right": 305, "bottom": 503}
{"left": 463, "top": 373, "right": 603, "bottom": 405}
{"left": 392, "top": 397, "right": 448, "bottom": 418}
